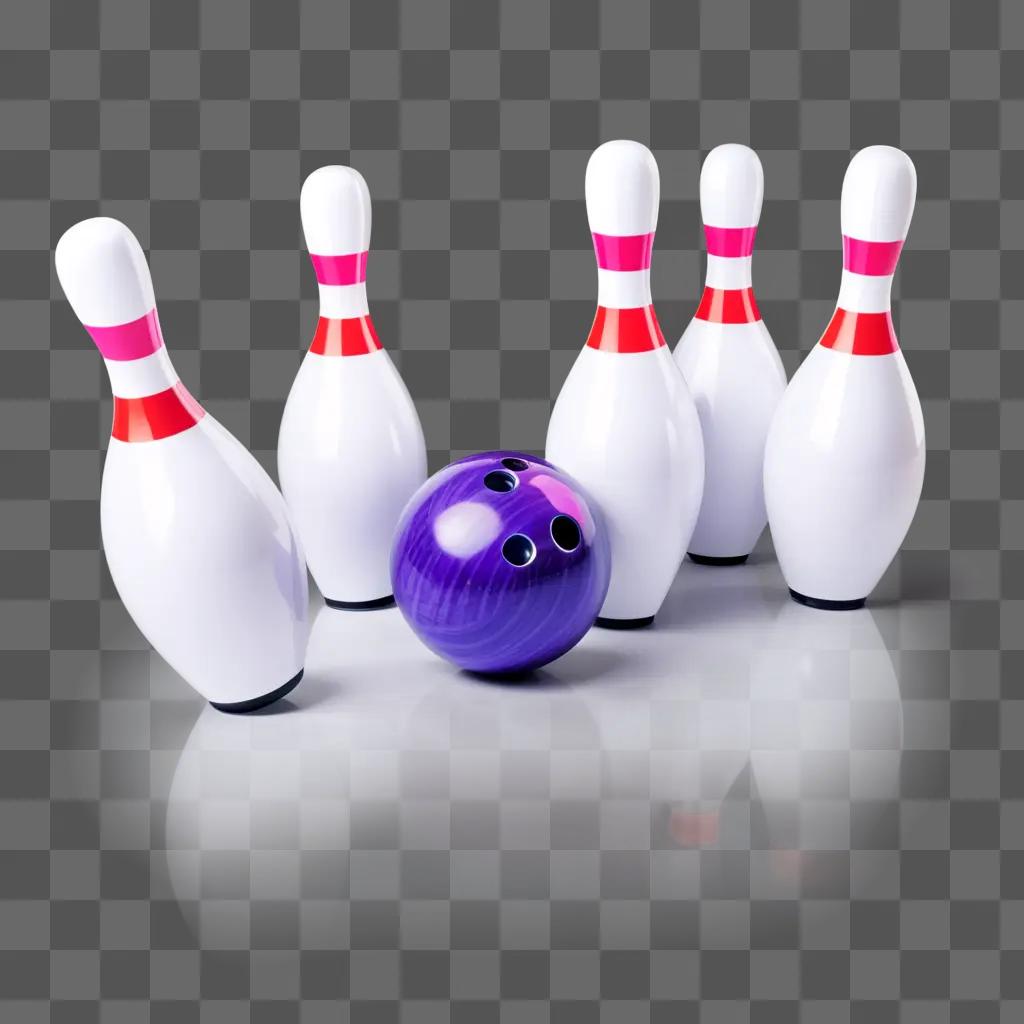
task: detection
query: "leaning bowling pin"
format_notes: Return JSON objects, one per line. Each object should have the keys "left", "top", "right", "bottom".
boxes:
{"left": 54, "top": 218, "right": 308, "bottom": 711}
{"left": 545, "top": 140, "right": 704, "bottom": 628}
{"left": 674, "top": 144, "right": 786, "bottom": 565}
{"left": 278, "top": 166, "right": 427, "bottom": 608}
{"left": 763, "top": 146, "right": 926, "bottom": 609}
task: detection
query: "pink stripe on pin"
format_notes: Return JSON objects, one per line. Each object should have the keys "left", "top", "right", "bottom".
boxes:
{"left": 842, "top": 236, "right": 903, "bottom": 276}
{"left": 591, "top": 232, "right": 655, "bottom": 272}
{"left": 310, "top": 251, "right": 368, "bottom": 286}
{"left": 85, "top": 309, "right": 164, "bottom": 361}
{"left": 703, "top": 225, "right": 757, "bottom": 258}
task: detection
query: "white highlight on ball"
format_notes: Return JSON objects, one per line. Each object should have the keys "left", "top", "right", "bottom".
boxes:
{"left": 433, "top": 501, "right": 502, "bottom": 558}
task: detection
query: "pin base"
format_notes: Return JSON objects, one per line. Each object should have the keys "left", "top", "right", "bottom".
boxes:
{"left": 789, "top": 589, "right": 866, "bottom": 612}
{"left": 595, "top": 615, "right": 655, "bottom": 630}
{"left": 688, "top": 552, "right": 749, "bottom": 567}
{"left": 209, "top": 669, "right": 303, "bottom": 714}
{"left": 325, "top": 594, "right": 395, "bottom": 611}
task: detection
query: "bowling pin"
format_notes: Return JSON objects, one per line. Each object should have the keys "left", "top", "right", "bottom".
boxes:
{"left": 674, "top": 144, "right": 786, "bottom": 564}
{"left": 763, "top": 146, "right": 926, "bottom": 609}
{"left": 545, "top": 140, "right": 705, "bottom": 628}
{"left": 54, "top": 218, "right": 308, "bottom": 711}
{"left": 278, "top": 166, "right": 427, "bottom": 608}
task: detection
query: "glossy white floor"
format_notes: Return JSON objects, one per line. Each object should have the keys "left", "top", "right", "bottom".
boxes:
{"left": 155, "top": 555, "right": 948, "bottom": 950}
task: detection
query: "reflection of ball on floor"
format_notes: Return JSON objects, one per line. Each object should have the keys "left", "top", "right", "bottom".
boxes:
{"left": 391, "top": 451, "right": 611, "bottom": 675}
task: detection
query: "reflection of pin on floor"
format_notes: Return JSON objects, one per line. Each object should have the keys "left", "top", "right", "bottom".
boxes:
{"left": 161, "top": 562, "right": 909, "bottom": 947}
{"left": 163, "top": 605, "right": 606, "bottom": 942}
{"left": 749, "top": 600, "right": 903, "bottom": 862}
{"left": 665, "top": 760, "right": 759, "bottom": 850}
{"left": 588, "top": 568, "right": 903, "bottom": 902}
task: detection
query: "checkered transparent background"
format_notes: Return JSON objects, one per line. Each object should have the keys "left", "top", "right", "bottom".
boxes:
{"left": 0, "top": 0, "right": 1020, "bottom": 1017}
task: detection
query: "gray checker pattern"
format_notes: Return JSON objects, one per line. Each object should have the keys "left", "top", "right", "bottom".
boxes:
{"left": 0, "top": 0, "right": 1019, "bottom": 1018}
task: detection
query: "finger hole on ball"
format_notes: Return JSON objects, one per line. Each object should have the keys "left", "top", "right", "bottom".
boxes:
{"left": 501, "top": 534, "right": 536, "bottom": 567}
{"left": 550, "top": 514, "right": 582, "bottom": 552}
{"left": 501, "top": 457, "right": 529, "bottom": 472}
{"left": 484, "top": 470, "right": 518, "bottom": 492}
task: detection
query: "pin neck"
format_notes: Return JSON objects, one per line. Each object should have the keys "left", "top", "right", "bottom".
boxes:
{"left": 836, "top": 269, "right": 894, "bottom": 315}
{"left": 703, "top": 225, "right": 757, "bottom": 258}
{"left": 82, "top": 307, "right": 188, "bottom": 406}
{"left": 823, "top": 236, "right": 903, "bottom": 355}
{"left": 842, "top": 236, "right": 903, "bottom": 277}
{"left": 79, "top": 309, "right": 204, "bottom": 440}
{"left": 695, "top": 286, "right": 760, "bottom": 324}
{"left": 309, "top": 251, "right": 368, "bottom": 286}
{"left": 591, "top": 232, "right": 654, "bottom": 272}
{"left": 310, "top": 315, "right": 382, "bottom": 356}
{"left": 596, "top": 268, "right": 651, "bottom": 309}
{"left": 701, "top": 223, "right": 757, "bottom": 296}
{"left": 318, "top": 281, "right": 370, "bottom": 320}
{"left": 591, "top": 230, "right": 655, "bottom": 310}
{"left": 586, "top": 306, "right": 665, "bottom": 353}
{"left": 111, "top": 384, "right": 205, "bottom": 442}
{"left": 836, "top": 235, "right": 903, "bottom": 314}
{"left": 586, "top": 228, "right": 664, "bottom": 350}
{"left": 86, "top": 309, "right": 164, "bottom": 362}
{"left": 704, "top": 254, "right": 753, "bottom": 290}
{"left": 819, "top": 307, "right": 898, "bottom": 355}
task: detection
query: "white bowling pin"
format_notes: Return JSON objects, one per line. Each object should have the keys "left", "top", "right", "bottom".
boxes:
{"left": 54, "top": 218, "right": 308, "bottom": 711}
{"left": 545, "top": 140, "right": 705, "bottom": 627}
{"left": 764, "top": 146, "right": 926, "bottom": 608}
{"left": 674, "top": 144, "right": 787, "bottom": 564}
{"left": 278, "top": 166, "right": 427, "bottom": 609}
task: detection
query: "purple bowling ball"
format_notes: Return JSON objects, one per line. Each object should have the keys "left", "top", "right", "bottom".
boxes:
{"left": 391, "top": 451, "right": 611, "bottom": 675}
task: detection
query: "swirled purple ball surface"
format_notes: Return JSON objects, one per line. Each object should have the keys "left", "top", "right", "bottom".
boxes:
{"left": 390, "top": 451, "right": 611, "bottom": 675}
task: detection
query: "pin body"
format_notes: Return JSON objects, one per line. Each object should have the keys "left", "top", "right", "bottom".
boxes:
{"left": 764, "top": 146, "right": 926, "bottom": 608}
{"left": 278, "top": 166, "right": 427, "bottom": 607}
{"left": 55, "top": 218, "right": 308, "bottom": 710}
{"left": 674, "top": 144, "right": 786, "bottom": 563}
{"left": 546, "top": 140, "right": 704, "bottom": 626}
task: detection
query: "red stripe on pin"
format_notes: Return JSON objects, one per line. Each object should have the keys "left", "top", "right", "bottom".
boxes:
{"left": 842, "top": 236, "right": 903, "bottom": 276}
{"left": 819, "top": 308, "right": 898, "bottom": 355}
{"left": 85, "top": 309, "right": 164, "bottom": 362}
{"left": 586, "top": 305, "right": 665, "bottom": 353}
{"left": 694, "top": 287, "right": 761, "bottom": 324}
{"left": 704, "top": 225, "right": 757, "bottom": 258}
{"left": 111, "top": 383, "right": 205, "bottom": 442}
{"left": 310, "top": 316, "right": 383, "bottom": 356}
{"left": 309, "top": 251, "right": 368, "bottom": 286}
{"left": 591, "top": 232, "right": 655, "bottom": 272}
